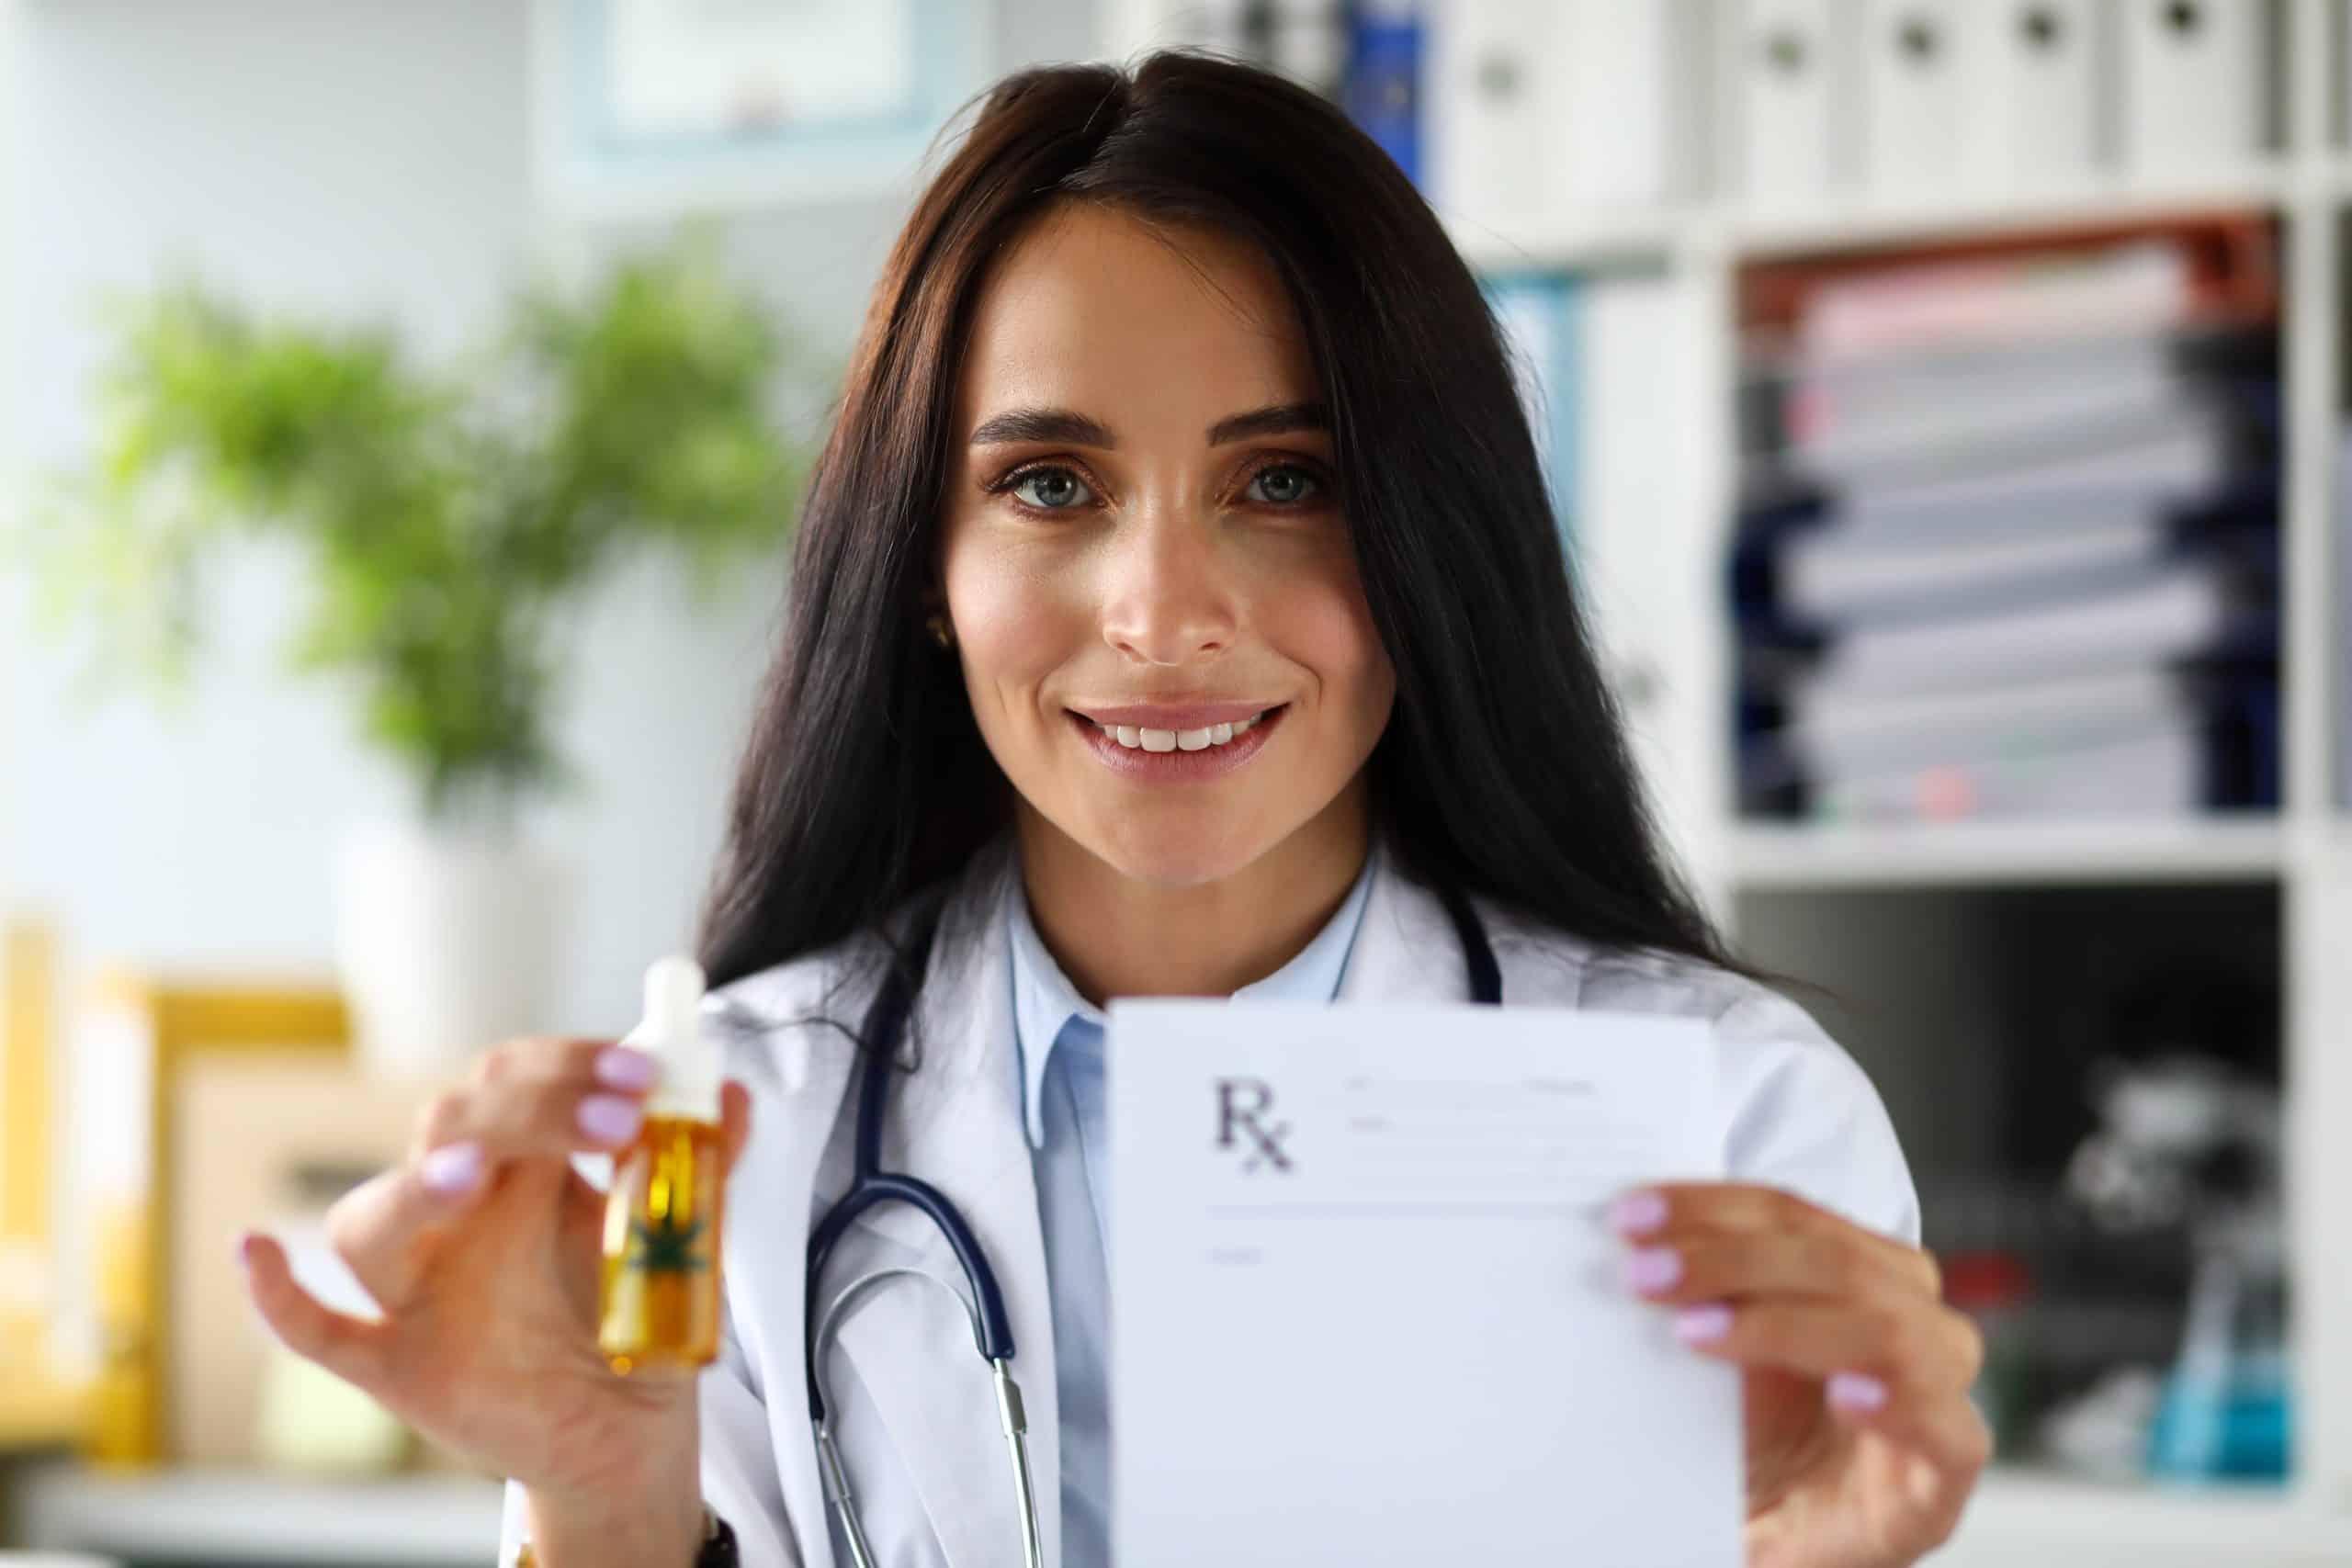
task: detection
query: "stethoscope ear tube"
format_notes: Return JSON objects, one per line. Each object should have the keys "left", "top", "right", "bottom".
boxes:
{"left": 992, "top": 1359, "right": 1045, "bottom": 1568}
{"left": 812, "top": 1423, "right": 877, "bottom": 1568}
{"left": 807, "top": 1264, "right": 1043, "bottom": 1568}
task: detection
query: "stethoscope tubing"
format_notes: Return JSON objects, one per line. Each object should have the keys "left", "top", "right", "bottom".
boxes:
{"left": 802, "top": 868, "right": 1499, "bottom": 1564}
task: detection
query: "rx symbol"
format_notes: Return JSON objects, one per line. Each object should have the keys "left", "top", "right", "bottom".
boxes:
{"left": 1216, "top": 1077, "right": 1293, "bottom": 1173}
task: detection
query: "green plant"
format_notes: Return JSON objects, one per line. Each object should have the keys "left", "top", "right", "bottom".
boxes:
{"left": 19, "top": 232, "right": 812, "bottom": 823}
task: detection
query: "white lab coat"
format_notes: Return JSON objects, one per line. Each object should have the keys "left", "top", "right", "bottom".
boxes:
{"left": 500, "top": 831, "right": 1917, "bottom": 1566}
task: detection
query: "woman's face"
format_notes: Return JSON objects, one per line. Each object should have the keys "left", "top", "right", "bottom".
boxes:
{"left": 939, "top": 202, "right": 1395, "bottom": 888}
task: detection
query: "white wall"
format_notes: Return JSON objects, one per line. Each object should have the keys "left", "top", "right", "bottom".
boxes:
{"left": 1, "top": 0, "right": 1096, "bottom": 1035}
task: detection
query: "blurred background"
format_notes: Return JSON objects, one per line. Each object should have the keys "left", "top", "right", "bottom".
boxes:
{"left": 0, "top": 2, "right": 2348, "bottom": 1565}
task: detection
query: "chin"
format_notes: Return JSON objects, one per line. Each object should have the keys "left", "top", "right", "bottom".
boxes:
{"left": 1083, "top": 812, "right": 1283, "bottom": 890}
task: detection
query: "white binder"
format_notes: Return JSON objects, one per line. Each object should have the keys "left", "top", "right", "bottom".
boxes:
{"left": 1432, "top": 0, "right": 1690, "bottom": 220}
{"left": 1558, "top": 0, "right": 1691, "bottom": 209}
{"left": 1267, "top": 0, "right": 1350, "bottom": 96}
{"left": 1860, "top": 0, "right": 1973, "bottom": 193}
{"left": 1973, "top": 0, "right": 2102, "bottom": 186}
{"left": 1731, "top": 0, "right": 1858, "bottom": 203}
{"left": 2118, "top": 0, "right": 2264, "bottom": 171}
{"left": 1430, "top": 0, "right": 1567, "bottom": 222}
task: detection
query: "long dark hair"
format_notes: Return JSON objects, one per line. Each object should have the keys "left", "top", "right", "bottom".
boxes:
{"left": 698, "top": 49, "right": 1758, "bottom": 1000}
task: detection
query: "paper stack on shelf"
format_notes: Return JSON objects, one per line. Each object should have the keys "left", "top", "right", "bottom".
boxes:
{"left": 1731, "top": 224, "right": 2281, "bottom": 824}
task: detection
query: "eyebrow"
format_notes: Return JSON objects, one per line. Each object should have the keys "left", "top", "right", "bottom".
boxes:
{"left": 967, "top": 400, "right": 1330, "bottom": 448}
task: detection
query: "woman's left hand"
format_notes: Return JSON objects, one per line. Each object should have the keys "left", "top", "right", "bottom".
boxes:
{"left": 1612, "top": 1183, "right": 1991, "bottom": 1568}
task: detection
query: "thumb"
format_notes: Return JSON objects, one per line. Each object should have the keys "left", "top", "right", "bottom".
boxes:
{"left": 239, "top": 1231, "right": 390, "bottom": 1393}
{"left": 718, "top": 1079, "right": 753, "bottom": 1176}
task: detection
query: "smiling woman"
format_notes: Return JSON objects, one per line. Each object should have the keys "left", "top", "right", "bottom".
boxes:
{"left": 696, "top": 54, "right": 1727, "bottom": 1006}
{"left": 237, "top": 48, "right": 1985, "bottom": 1568}
{"left": 673, "top": 47, "right": 1975, "bottom": 1568}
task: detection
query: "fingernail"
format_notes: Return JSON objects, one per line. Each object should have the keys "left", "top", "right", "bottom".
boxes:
{"left": 419, "top": 1141, "right": 486, "bottom": 1196}
{"left": 579, "top": 1094, "right": 643, "bottom": 1146}
{"left": 234, "top": 1231, "right": 258, "bottom": 1271}
{"left": 594, "top": 1045, "right": 659, "bottom": 1091}
{"left": 1827, "top": 1371, "right": 1888, "bottom": 1413}
{"left": 1607, "top": 1190, "right": 1668, "bottom": 1236}
{"left": 1674, "top": 1303, "right": 1734, "bottom": 1345}
{"left": 1623, "top": 1247, "right": 1683, "bottom": 1295}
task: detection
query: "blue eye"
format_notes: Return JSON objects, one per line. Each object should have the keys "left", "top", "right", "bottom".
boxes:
{"left": 1248, "top": 463, "right": 1321, "bottom": 504}
{"left": 1009, "top": 467, "right": 1094, "bottom": 510}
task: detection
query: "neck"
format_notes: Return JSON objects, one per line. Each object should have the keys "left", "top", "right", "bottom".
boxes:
{"left": 1012, "top": 786, "right": 1374, "bottom": 1007}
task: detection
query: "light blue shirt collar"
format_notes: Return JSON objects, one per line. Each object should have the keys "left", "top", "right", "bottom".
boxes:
{"left": 1007, "top": 847, "right": 1379, "bottom": 1147}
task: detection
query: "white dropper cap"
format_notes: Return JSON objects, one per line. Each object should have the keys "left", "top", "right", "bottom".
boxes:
{"left": 629, "top": 955, "right": 719, "bottom": 1122}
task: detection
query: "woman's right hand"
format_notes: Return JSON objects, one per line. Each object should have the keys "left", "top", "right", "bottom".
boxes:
{"left": 238, "top": 1037, "right": 752, "bottom": 1566}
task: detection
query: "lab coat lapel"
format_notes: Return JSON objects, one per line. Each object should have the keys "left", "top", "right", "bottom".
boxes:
{"left": 709, "top": 959, "right": 860, "bottom": 1568}
{"left": 829, "top": 839, "right": 1064, "bottom": 1568}
{"left": 1340, "top": 838, "right": 1482, "bottom": 1004}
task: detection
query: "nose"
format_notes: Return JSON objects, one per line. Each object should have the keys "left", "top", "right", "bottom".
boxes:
{"left": 1098, "top": 504, "right": 1238, "bottom": 667}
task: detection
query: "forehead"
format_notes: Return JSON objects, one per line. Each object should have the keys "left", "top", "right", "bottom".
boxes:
{"left": 956, "top": 202, "right": 1318, "bottom": 433}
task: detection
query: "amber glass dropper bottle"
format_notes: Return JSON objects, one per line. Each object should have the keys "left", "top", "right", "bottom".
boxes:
{"left": 597, "top": 955, "right": 724, "bottom": 1375}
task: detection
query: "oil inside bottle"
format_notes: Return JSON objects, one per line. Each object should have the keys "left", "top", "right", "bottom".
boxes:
{"left": 598, "top": 1112, "right": 723, "bottom": 1375}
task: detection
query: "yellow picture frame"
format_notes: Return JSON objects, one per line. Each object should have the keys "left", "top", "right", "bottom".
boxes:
{"left": 71, "top": 972, "right": 349, "bottom": 1466}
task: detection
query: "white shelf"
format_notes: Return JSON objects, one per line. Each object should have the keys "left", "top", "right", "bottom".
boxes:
{"left": 1933, "top": 1470, "right": 2352, "bottom": 1567}
{"left": 5, "top": 1463, "right": 504, "bottom": 1565}
{"left": 1723, "top": 164, "right": 2299, "bottom": 260}
{"left": 1727, "top": 818, "right": 2289, "bottom": 891}
{"left": 1444, "top": 165, "right": 2301, "bottom": 273}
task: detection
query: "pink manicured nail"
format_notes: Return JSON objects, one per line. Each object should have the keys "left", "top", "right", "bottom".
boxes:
{"left": 419, "top": 1141, "right": 486, "bottom": 1196}
{"left": 594, "top": 1045, "right": 659, "bottom": 1091}
{"left": 234, "top": 1231, "right": 259, "bottom": 1270}
{"left": 1827, "top": 1372, "right": 1888, "bottom": 1413}
{"left": 1623, "top": 1247, "right": 1683, "bottom": 1294}
{"left": 1674, "top": 1303, "right": 1734, "bottom": 1345}
{"left": 578, "top": 1094, "right": 643, "bottom": 1146}
{"left": 1607, "top": 1190, "right": 1668, "bottom": 1236}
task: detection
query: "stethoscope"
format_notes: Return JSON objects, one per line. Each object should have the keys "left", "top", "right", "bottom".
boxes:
{"left": 803, "top": 876, "right": 1502, "bottom": 1568}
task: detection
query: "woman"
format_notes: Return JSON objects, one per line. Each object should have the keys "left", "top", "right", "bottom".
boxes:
{"left": 241, "top": 50, "right": 1987, "bottom": 1568}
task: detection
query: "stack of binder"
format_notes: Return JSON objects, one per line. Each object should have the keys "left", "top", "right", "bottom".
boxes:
{"left": 1732, "top": 0, "right": 2271, "bottom": 203}
{"left": 1249, "top": 0, "right": 2277, "bottom": 214}
{"left": 1731, "top": 223, "right": 2282, "bottom": 824}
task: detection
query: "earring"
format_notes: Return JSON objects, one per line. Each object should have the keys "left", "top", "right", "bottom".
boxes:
{"left": 924, "top": 610, "right": 955, "bottom": 650}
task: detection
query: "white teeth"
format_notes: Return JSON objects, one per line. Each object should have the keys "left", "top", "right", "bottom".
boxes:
{"left": 1093, "top": 711, "right": 1272, "bottom": 752}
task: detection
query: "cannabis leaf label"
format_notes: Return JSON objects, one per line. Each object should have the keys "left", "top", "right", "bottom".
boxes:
{"left": 624, "top": 1211, "right": 709, "bottom": 1276}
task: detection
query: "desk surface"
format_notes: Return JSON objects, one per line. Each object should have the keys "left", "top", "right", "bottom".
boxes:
{"left": 5, "top": 1464, "right": 503, "bottom": 1567}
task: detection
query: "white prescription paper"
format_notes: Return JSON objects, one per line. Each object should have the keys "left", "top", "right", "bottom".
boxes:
{"left": 1107, "top": 1000, "right": 1741, "bottom": 1567}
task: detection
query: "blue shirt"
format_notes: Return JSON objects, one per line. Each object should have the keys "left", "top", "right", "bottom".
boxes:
{"left": 1005, "top": 853, "right": 1377, "bottom": 1565}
